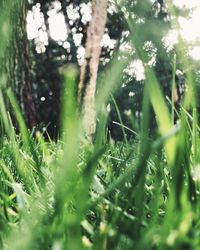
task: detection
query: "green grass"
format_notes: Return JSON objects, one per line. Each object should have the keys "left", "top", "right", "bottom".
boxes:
{"left": 1, "top": 68, "right": 200, "bottom": 249}
{"left": 1, "top": 1, "right": 200, "bottom": 250}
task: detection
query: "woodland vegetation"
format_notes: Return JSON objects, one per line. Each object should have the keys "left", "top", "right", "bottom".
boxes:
{"left": 1, "top": 0, "right": 200, "bottom": 249}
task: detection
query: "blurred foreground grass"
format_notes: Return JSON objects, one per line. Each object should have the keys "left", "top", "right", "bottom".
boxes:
{"left": 1, "top": 64, "right": 200, "bottom": 249}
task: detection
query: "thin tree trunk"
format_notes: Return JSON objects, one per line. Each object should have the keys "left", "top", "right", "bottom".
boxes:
{"left": 78, "top": 0, "right": 108, "bottom": 138}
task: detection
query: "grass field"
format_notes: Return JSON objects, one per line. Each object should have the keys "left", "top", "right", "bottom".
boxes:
{"left": 0, "top": 63, "right": 200, "bottom": 249}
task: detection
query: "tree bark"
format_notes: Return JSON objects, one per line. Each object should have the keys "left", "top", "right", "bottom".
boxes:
{"left": 9, "top": 0, "right": 37, "bottom": 128}
{"left": 78, "top": 0, "right": 108, "bottom": 138}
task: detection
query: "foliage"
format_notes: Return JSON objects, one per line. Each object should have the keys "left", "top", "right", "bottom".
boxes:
{"left": 26, "top": 0, "right": 181, "bottom": 138}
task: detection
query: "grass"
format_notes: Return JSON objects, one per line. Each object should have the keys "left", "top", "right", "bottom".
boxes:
{"left": 1, "top": 1, "right": 200, "bottom": 250}
{"left": 1, "top": 115, "right": 200, "bottom": 249}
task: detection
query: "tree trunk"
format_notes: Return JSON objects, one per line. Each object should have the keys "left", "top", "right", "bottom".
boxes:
{"left": 9, "top": 0, "right": 37, "bottom": 128}
{"left": 78, "top": 0, "right": 108, "bottom": 138}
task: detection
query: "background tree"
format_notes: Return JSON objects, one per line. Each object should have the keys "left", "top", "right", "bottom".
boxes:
{"left": 78, "top": 0, "right": 108, "bottom": 137}
{"left": 12, "top": 0, "right": 188, "bottom": 139}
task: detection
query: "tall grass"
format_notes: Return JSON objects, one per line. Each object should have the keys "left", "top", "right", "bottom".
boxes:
{"left": 0, "top": 1, "right": 200, "bottom": 250}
